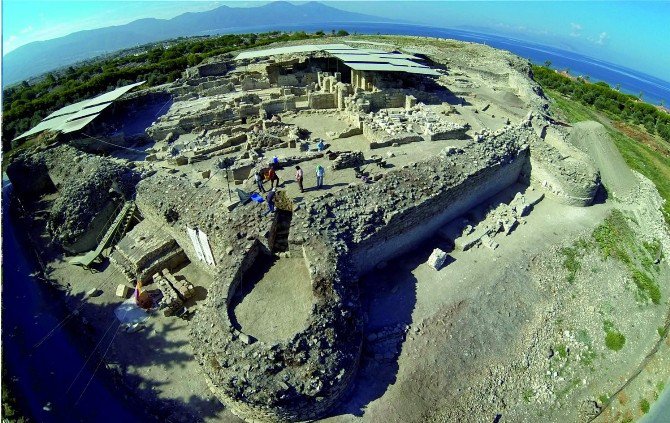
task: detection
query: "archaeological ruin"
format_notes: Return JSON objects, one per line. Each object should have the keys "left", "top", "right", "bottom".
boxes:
{"left": 7, "top": 37, "right": 618, "bottom": 422}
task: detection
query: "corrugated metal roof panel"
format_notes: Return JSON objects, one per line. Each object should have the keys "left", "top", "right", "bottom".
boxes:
{"left": 235, "top": 44, "right": 353, "bottom": 60}
{"left": 331, "top": 54, "right": 428, "bottom": 68}
{"left": 344, "top": 62, "right": 441, "bottom": 75}
{"left": 86, "top": 81, "right": 145, "bottom": 107}
{"left": 14, "top": 81, "right": 145, "bottom": 141}
{"left": 60, "top": 114, "right": 100, "bottom": 134}
{"left": 235, "top": 44, "right": 439, "bottom": 77}
{"left": 43, "top": 100, "right": 93, "bottom": 120}
{"left": 66, "top": 102, "right": 113, "bottom": 121}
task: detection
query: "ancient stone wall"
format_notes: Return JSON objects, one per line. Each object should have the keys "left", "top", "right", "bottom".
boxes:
{"left": 308, "top": 92, "right": 336, "bottom": 109}
{"left": 241, "top": 77, "right": 271, "bottom": 91}
{"left": 184, "top": 62, "right": 229, "bottom": 78}
{"left": 525, "top": 113, "right": 600, "bottom": 206}
{"left": 291, "top": 123, "right": 535, "bottom": 277}
{"left": 277, "top": 74, "right": 299, "bottom": 86}
{"left": 351, "top": 150, "right": 527, "bottom": 273}
{"left": 135, "top": 175, "right": 274, "bottom": 275}
{"left": 261, "top": 96, "right": 297, "bottom": 115}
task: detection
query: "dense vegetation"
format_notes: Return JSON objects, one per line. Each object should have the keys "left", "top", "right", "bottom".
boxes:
{"left": 533, "top": 65, "right": 670, "bottom": 142}
{"left": 2, "top": 30, "right": 355, "bottom": 152}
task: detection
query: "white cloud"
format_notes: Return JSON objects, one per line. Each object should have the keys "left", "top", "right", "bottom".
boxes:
{"left": 19, "top": 25, "right": 33, "bottom": 35}
{"left": 3, "top": 35, "right": 19, "bottom": 53}
{"left": 586, "top": 31, "right": 609, "bottom": 46}
{"left": 595, "top": 32, "right": 609, "bottom": 45}
{"left": 570, "top": 22, "right": 582, "bottom": 37}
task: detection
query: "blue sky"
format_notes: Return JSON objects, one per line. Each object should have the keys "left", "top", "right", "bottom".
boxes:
{"left": 3, "top": 1, "right": 669, "bottom": 81}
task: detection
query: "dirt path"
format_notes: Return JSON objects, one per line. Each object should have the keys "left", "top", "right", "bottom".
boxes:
{"left": 568, "top": 121, "right": 638, "bottom": 200}
{"left": 325, "top": 189, "right": 612, "bottom": 422}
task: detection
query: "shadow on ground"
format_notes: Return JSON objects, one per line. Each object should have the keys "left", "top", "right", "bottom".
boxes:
{"left": 328, "top": 237, "right": 455, "bottom": 417}
{"left": 2, "top": 187, "right": 231, "bottom": 423}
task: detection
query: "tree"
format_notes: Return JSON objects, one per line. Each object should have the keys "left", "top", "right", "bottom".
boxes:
{"left": 544, "top": 60, "right": 552, "bottom": 68}
{"left": 315, "top": 30, "right": 325, "bottom": 36}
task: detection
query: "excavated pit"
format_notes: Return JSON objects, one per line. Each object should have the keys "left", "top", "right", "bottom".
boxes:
{"left": 229, "top": 252, "right": 314, "bottom": 344}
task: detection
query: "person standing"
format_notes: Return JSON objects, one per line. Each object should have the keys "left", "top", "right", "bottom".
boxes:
{"left": 295, "top": 166, "right": 304, "bottom": 192}
{"left": 264, "top": 188, "right": 276, "bottom": 216}
{"left": 255, "top": 169, "right": 266, "bottom": 193}
{"left": 315, "top": 165, "right": 325, "bottom": 189}
{"left": 268, "top": 165, "right": 280, "bottom": 189}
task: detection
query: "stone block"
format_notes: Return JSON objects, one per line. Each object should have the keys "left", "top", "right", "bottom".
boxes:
{"left": 455, "top": 227, "right": 488, "bottom": 251}
{"left": 116, "top": 284, "right": 131, "bottom": 298}
{"left": 526, "top": 190, "right": 545, "bottom": 207}
{"left": 427, "top": 248, "right": 448, "bottom": 270}
{"left": 481, "top": 234, "right": 499, "bottom": 250}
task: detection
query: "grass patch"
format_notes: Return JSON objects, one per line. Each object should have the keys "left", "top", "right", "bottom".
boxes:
{"left": 640, "top": 398, "right": 650, "bottom": 414}
{"left": 607, "top": 128, "right": 670, "bottom": 224}
{"left": 592, "top": 210, "right": 635, "bottom": 263}
{"left": 523, "top": 388, "right": 534, "bottom": 403}
{"left": 605, "top": 331, "right": 626, "bottom": 351}
{"left": 603, "top": 320, "right": 626, "bottom": 351}
{"left": 556, "top": 344, "right": 568, "bottom": 359}
{"left": 560, "top": 238, "right": 592, "bottom": 284}
{"left": 658, "top": 326, "right": 668, "bottom": 338}
{"left": 591, "top": 210, "right": 662, "bottom": 305}
{"left": 632, "top": 269, "right": 661, "bottom": 304}
{"left": 561, "top": 246, "right": 581, "bottom": 283}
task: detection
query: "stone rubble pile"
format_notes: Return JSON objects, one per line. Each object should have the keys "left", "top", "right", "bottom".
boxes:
{"left": 331, "top": 151, "right": 365, "bottom": 170}
{"left": 153, "top": 269, "right": 195, "bottom": 316}
{"left": 7, "top": 144, "right": 139, "bottom": 247}
{"left": 451, "top": 190, "right": 544, "bottom": 251}
{"left": 361, "top": 104, "right": 469, "bottom": 147}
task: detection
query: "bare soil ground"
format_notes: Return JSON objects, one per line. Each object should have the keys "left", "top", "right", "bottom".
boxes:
{"left": 230, "top": 255, "right": 313, "bottom": 344}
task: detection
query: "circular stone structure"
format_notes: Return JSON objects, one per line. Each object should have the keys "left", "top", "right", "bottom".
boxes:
{"left": 190, "top": 235, "right": 363, "bottom": 422}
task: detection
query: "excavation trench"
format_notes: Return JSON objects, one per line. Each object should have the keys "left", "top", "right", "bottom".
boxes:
{"left": 229, "top": 211, "right": 313, "bottom": 344}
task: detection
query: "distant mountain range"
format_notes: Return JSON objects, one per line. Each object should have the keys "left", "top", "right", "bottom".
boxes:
{"left": 2, "top": 1, "right": 391, "bottom": 86}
